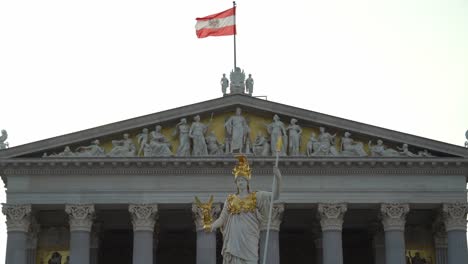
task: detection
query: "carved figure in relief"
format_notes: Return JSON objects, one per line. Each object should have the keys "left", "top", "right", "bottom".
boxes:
{"left": 230, "top": 67, "right": 246, "bottom": 94}
{"left": 108, "top": 133, "right": 136, "bottom": 157}
{"left": 148, "top": 125, "right": 173, "bottom": 157}
{"left": 136, "top": 128, "right": 149, "bottom": 156}
{"left": 224, "top": 107, "right": 250, "bottom": 153}
{"left": 253, "top": 132, "right": 270, "bottom": 156}
{"left": 315, "top": 127, "right": 339, "bottom": 156}
{"left": 465, "top": 130, "right": 468, "bottom": 148}
{"left": 306, "top": 133, "right": 320, "bottom": 156}
{"left": 340, "top": 132, "right": 367, "bottom": 156}
{"left": 208, "top": 155, "right": 282, "bottom": 264}
{"left": 286, "top": 118, "right": 302, "bottom": 156}
{"left": 417, "top": 149, "right": 434, "bottom": 157}
{"left": 265, "top": 114, "right": 287, "bottom": 156}
{"left": 206, "top": 131, "right": 224, "bottom": 155}
{"left": 0, "top": 129, "right": 9, "bottom": 149}
{"left": 245, "top": 74, "right": 254, "bottom": 96}
{"left": 368, "top": 139, "right": 400, "bottom": 157}
{"left": 47, "top": 146, "right": 75, "bottom": 157}
{"left": 189, "top": 115, "right": 210, "bottom": 156}
{"left": 75, "top": 139, "right": 106, "bottom": 157}
{"left": 48, "top": 252, "right": 62, "bottom": 264}
{"left": 221, "top": 73, "right": 229, "bottom": 96}
{"left": 172, "top": 118, "right": 191, "bottom": 157}
{"left": 398, "top": 143, "right": 419, "bottom": 157}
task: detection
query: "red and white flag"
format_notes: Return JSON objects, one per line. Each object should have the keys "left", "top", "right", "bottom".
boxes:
{"left": 195, "top": 7, "right": 236, "bottom": 38}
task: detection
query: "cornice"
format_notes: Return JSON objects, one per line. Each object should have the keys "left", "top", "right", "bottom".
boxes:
{"left": 0, "top": 157, "right": 467, "bottom": 177}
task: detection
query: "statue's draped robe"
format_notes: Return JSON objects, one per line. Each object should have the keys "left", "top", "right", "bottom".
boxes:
{"left": 218, "top": 191, "right": 271, "bottom": 264}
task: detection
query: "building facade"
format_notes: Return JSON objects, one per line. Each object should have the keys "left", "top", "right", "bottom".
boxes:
{"left": 1, "top": 94, "right": 467, "bottom": 264}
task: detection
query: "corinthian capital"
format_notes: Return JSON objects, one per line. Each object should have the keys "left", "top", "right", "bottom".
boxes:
{"left": 2, "top": 204, "right": 32, "bottom": 232}
{"left": 192, "top": 202, "right": 221, "bottom": 231}
{"left": 318, "top": 203, "right": 347, "bottom": 231}
{"left": 442, "top": 202, "right": 468, "bottom": 232}
{"left": 380, "top": 203, "right": 409, "bottom": 231}
{"left": 129, "top": 204, "right": 158, "bottom": 232}
{"left": 65, "top": 204, "right": 95, "bottom": 232}
{"left": 260, "top": 203, "right": 285, "bottom": 231}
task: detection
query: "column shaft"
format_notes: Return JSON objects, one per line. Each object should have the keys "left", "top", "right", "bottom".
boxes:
{"left": 196, "top": 231, "right": 217, "bottom": 264}
{"left": 322, "top": 230, "right": 343, "bottom": 264}
{"left": 447, "top": 230, "right": 468, "bottom": 264}
{"left": 70, "top": 231, "right": 91, "bottom": 264}
{"left": 133, "top": 231, "right": 154, "bottom": 264}
{"left": 259, "top": 230, "right": 280, "bottom": 264}
{"left": 384, "top": 230, "right": 406, "bottom": 264}
{"left": 436, "top": 248, "right": 448, "bottom": 264}
{"left": 6, "top": 232, "right": 28, "bottom": 264}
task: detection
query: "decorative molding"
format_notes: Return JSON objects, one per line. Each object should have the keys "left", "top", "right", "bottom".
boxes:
{"left": 65, "top": 204, "right": 95, "bottom": 232}
{"left": 442, "top": 202, "right": 468, "bottom": 232}
{"left": 129, "top": 204, "right": 158, "bottom": 232}
{"left": 192, "top": 202, "right": 221, "bottom": 231}
{"left": 380, "top": 203, "right": 409, "bottom": 231}
{"left": 317, "top": 203, "right": 347, "bottom": 231}
{"left": 1, "top": 157, "right": 467, "bottom": 176}
{"left": 1, "top": 204, "right": 32, "bottom": 232}
{"left": 260, "top": 203, "right": 285, "bottom": 231}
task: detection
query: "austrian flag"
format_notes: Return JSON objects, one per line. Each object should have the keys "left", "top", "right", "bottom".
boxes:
{"left": 195, "top": 7, "right": 236, "bottom": 38}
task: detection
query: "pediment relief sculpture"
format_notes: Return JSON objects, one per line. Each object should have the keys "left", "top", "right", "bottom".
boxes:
{"left": 41, "top": 109, "right": 437, "bottom": 158}
{"left": 0, "top": 129, "right": 9, "bottom": 150}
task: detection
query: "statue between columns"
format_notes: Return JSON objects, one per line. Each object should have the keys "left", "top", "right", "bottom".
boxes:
{"left": 200, "top": 155, "right": 282, "bottom": 264}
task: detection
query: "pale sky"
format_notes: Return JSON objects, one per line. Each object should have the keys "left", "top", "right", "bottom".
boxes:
{"left": 1, "top": 0, "right": 467, "bottom": 261}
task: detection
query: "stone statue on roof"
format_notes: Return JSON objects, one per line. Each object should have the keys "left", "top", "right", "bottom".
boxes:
{"left": 0, "top": 129, "right": 9, "bottom": 150}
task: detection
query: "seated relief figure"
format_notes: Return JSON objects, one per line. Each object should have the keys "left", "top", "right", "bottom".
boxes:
{"left": 368, "top": 139, "right": 400, "bottom": 157}
{"left": 172, "top": 118, "right": 191, "bottom": 157}
{"left": 147, "top": 125, "right": 173, "bottom": 157}
{"left": 107, "top": 133, "right": 136, "bottom": 157}
{"left": 75, "top": 139, "right": 106, "bottom": 157}
{"left": 207, "top": 155, "right": 282, "bottom": 264}
{"left": 306, "top": 133, "right": 320, "bottom": 156}
{"left": 205, "top": 131, "right": 224, "bottom": 155}
{"left": 340, "top": 132, "right": 367, "bottom": 157}
{"left": 253, "top": 132, "right": 270, "bottom": 156}
{"left": 265, "top": 114, "right": 287, "bottom": 156}
{"left": 398, "top": 143, "right": 420, "bottom": 157}
{"left": 313, "top": 127, "right": 339, "bottom": 156}
{"left": 287, "top": 118, "right": 302, "bottom": 156}
{"left": 45, "top": 146, "right": 75, "bottom": 157}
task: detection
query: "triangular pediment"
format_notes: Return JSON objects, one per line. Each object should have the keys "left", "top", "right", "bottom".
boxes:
{"left": 1, "top": 94, "right": 467, "bottom": 159}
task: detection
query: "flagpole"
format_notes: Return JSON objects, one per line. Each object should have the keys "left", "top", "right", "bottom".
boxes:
{"left": 233, "top": 1, "right": 237, "bottom": 69}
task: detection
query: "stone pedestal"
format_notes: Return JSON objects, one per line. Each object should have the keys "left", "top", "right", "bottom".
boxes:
{"left": 259, "top": 203, "right": 284, "bottom": 264}
{"left": 2, "top": 204, "right": 32, "bottom": 264}
{"left": 129, "top": 204, "right": 158, "bottom": 264}
{"left": 381, "top": 203, "right": 409, "bottom": 264}
{"left": 442, "top": 203, "right": 468, "bottom": 264}
{"left": 318, "top": 203, "right": 347, "bottom": 264}
{"left": 192, "top": 202, "right": 221, "bottom": 264}
{"left": 66, "top": 204, "right": 95, "bottom": 264}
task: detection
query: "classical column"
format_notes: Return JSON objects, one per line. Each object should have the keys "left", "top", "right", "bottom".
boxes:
{"left": 90, "top": 225, "right": 101, "bottom": 264}
{"left": 434, "top": 231, "right": 448, "bottom": 264}
{"left": 372, "top": 231, "right": 385, "bottom": 264}
{"left": 317, "top": 203, "right": 347, "bottom": 264}
{"left": 314, "top": 238, "right": 323, "bottom": 264}
{"left": 192, "top": 202, "right": 221, "bottom": 264}
{"left": 380, "top": 203, "right": 409, "bottom": 264}
{"left": 129, "top": 204, "right": 158, "bottom": 264}
{"left": 26, "top": 220, "right": 40, "bottom": 264}
{"left": 442, "top": 202, "right": 468, "bottom": 264}
{"left": 259, "top": 203, "right": 284, "bottom": 264}
{"left": 65, "top": 204, "right": 95, "bottom": 264}
{"left": 2, "top": 204, "right": 32, "bottom": 264}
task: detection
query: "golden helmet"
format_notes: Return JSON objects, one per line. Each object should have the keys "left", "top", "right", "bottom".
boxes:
{"left": 232, "top": 155, "right": 251, "bottom": 180}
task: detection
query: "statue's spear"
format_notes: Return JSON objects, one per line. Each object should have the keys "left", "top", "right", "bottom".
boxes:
{"left": 261, "top": 137, "right": 282, "bottom": 264}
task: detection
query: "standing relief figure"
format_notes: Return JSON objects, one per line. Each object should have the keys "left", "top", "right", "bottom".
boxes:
{"left": 245, "top": 74, "right": 254, "bottom": 96}
{"left": 206, "top": 155, "right": 282, "bottom": 264}
{"left": 137, "top": 128, "right": 149, "bottom": 156}
{"left": 189, "top": 115, "right": 210, "bottom": 156}
{"left": 306, "top": 133, "right": 320, "bottom": 156}
{"left": 224, "top": 107, "right": 250, "bottom": 153}
{"left": 172, "top": 118, "right": 191, "bottom": 157}
{"left": 265, "top": 114, "right": 287, "bottom": 156}
{"left": 286, "top": 118, "right": 302, "bottom": 156}
{"left": 221, "top": 73, "right": 229, "bottom": 96}
{"left": 340, "top": 132, "right": 367, "bottom": 156}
